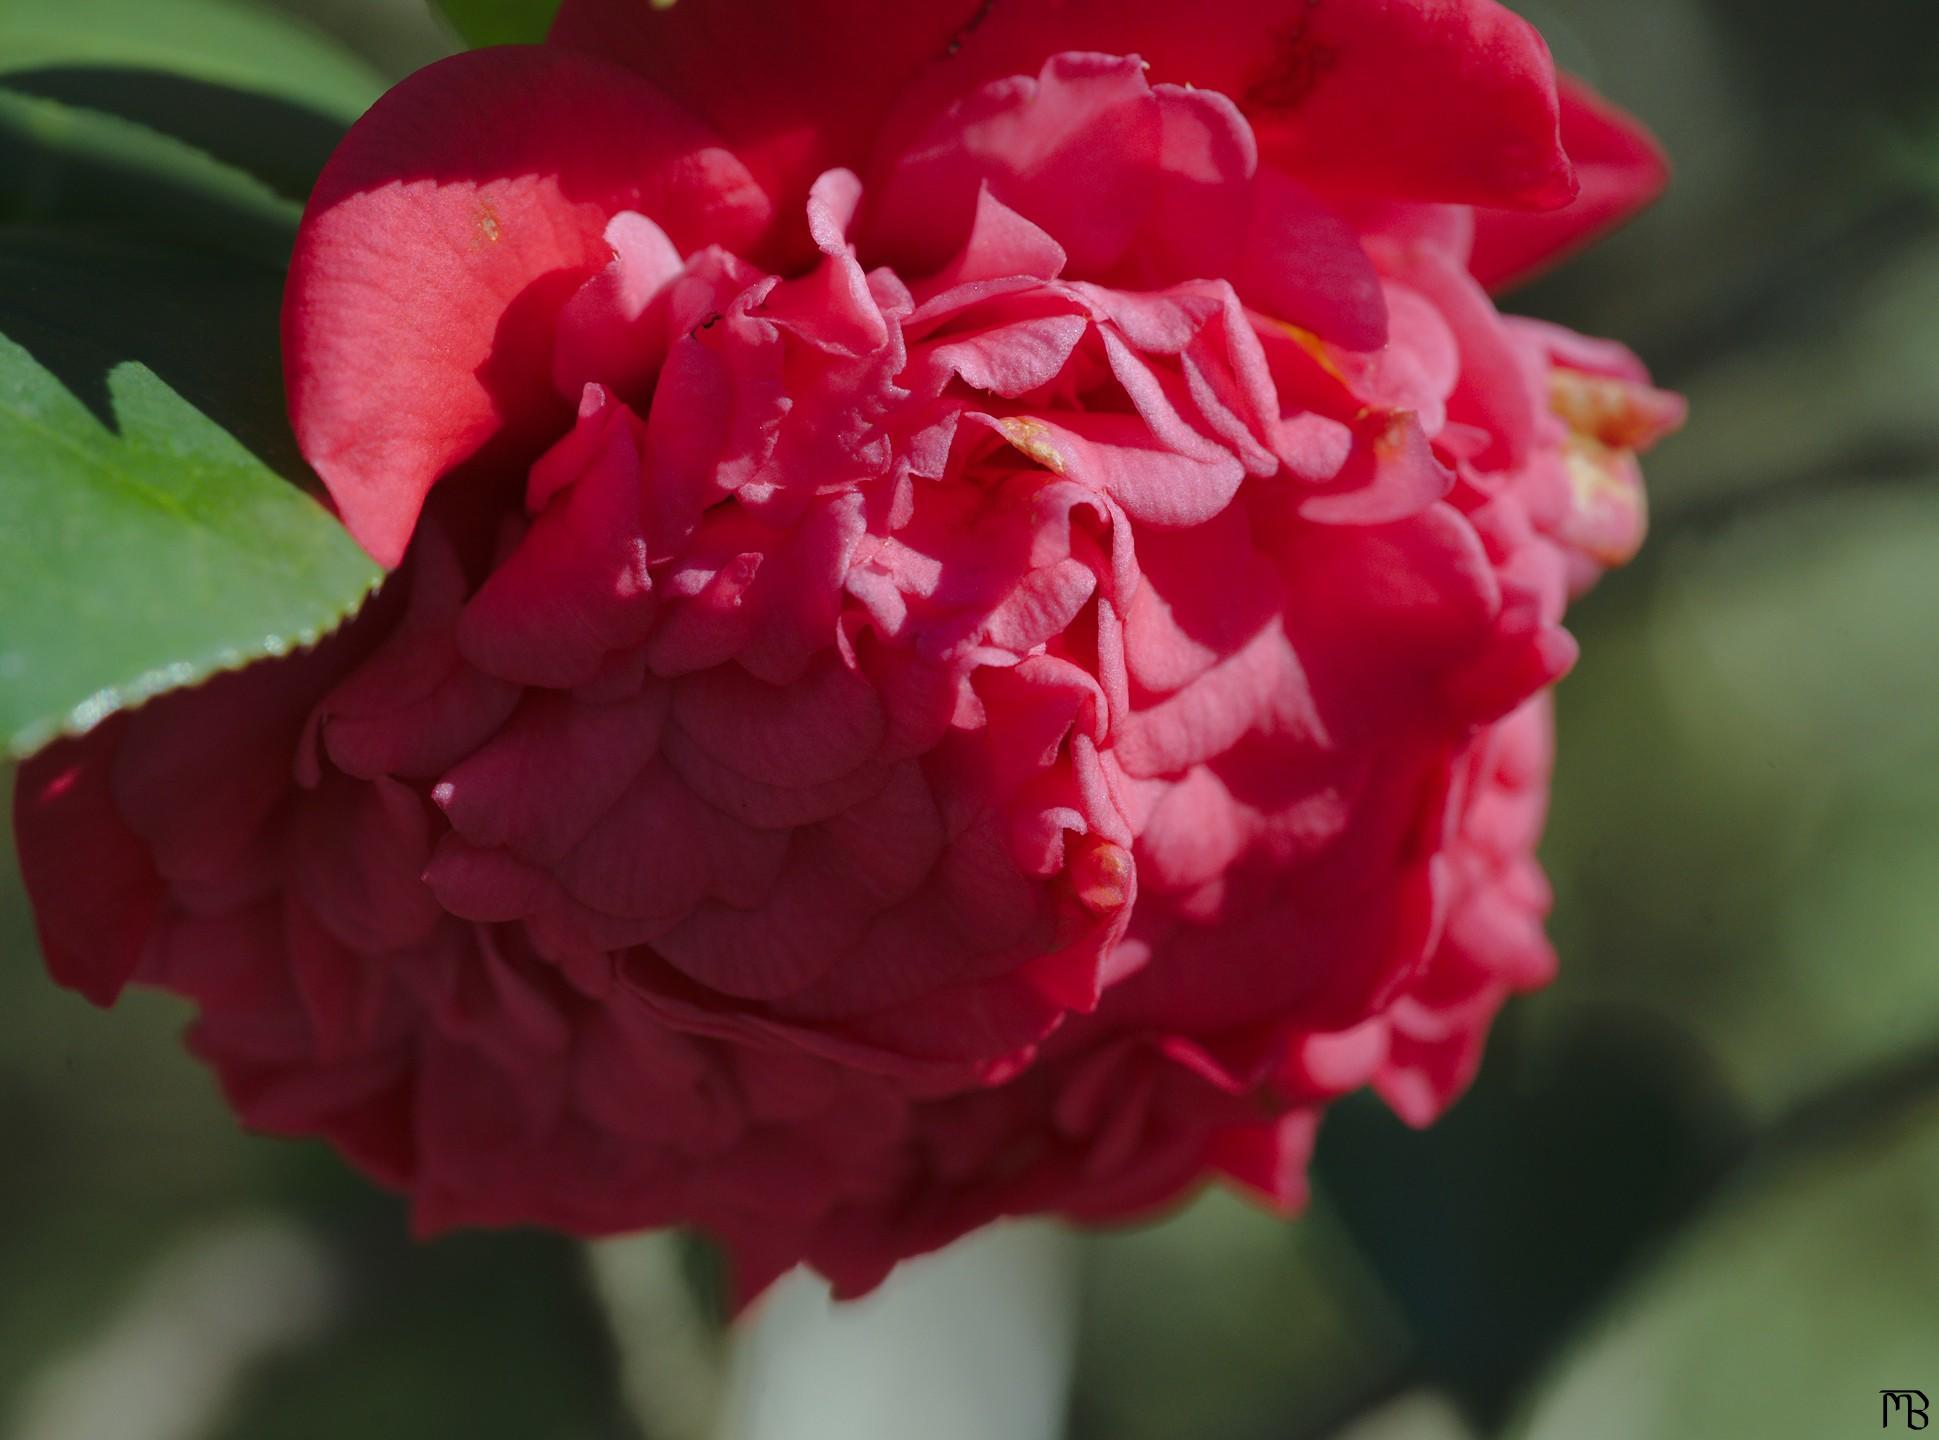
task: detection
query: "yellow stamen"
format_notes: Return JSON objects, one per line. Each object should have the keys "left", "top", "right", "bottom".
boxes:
{"left": 1269, "top": 319, "right": 1346, "bottom": 383}
{"left": 1549, "top": 369, "right": 1670, "bottom": 451}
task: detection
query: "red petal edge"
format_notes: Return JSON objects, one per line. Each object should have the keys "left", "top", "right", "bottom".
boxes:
{"left": 12, "top": 720, "right": 161, "bottom": 1007}
{"left": 871, "top": 0, "right": 1576, "bottom": 213}
{"left": 547, "top": 0, "right": 981, "bottom": 266}
{"left": 284, "top": 46, "right": 771, "bottom": 568}
{"left": 1468, "top": 74, "right": 1670, "bottom": 292}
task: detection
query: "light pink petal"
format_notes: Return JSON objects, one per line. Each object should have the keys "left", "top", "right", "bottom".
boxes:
{"left": 551, "top": 210, "right": 686, "bottom": 402}
{"left": 1121, "top": 502, "right": 1281, "bottom": 697}
{"left": 925, "top": 185, "right": 1069, "bottom": 290}
{"left": 910, "top": 312, "right": 1090, "bottom": 400}
{"left": 1296, "top": 410, "right": 1455, "bottom": 526}
{"left": 757, "top": 170, "right": 891, "bottom": 357}
{"left": 1377, "top": 244, "right": 1543, "bottom": 471}
{"left": 984, "top": 408, "right": 1246, "bottom": 530}
{"left": 286, "top": 46, "right": 768, "bottom": 565}
{"left": 1113, "top": 616, "right": 1327, "bottom": 779}
{"left": 867, "top": 53, "right": 1163, "bottom": 277}
{"left": 1236, "top": 170, "right": 1386, "bottom": 351}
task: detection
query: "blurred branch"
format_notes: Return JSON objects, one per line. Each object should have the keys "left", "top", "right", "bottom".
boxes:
{"left": 1328, "top": 1391, "right": 1475, "bottom": 1440}
{"left": 1647, "top": 196, "right": 1938, "bottom": 385}
{"left": 1651, "top": 455, "right": 1939, "bottom": 541}
{"left": 1304, "top": 1369, "right": 1419, "bottom": 1440}
{"left": 6, "top": 1217, "right": 340, "bottom": 1440}
{"left": 1755, "top": 1036, "right": 1939, "bottom": 1172}
{"left": 1462, "top": 1032, "right": 1939, "bottom": 1439}
{"left": 718, "top": 1224, "right": 1077, "bottom": 1440}
{"left": 585, "top": 1232, "right": 725, "bottom": 1440}
{"left": 253, "top": 0, "right": 456, "bottom": 83}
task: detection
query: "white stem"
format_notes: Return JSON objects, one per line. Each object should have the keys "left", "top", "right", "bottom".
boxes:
{"left": 586, "top": 1232, "right": 726, "bottom": 1440}
{"left": 718, "top": 1223, "right": 1079, "bottom": 1440}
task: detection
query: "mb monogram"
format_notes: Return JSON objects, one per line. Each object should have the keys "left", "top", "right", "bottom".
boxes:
{"left": 1884, "top": 1390, "right": 1930, "bottom": 1429}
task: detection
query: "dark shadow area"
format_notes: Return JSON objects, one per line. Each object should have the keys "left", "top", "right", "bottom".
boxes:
{"left": 0, "top": 227, "right": 315, "bottom": 491}
{"left": 0, "top": 67, "right": 347, "bottom": 203}
{"left": 1698, "top": 0, "right": 1939, "bottom": 124}
{"left": 0, "top": 91, "right": 297, "bottom": 270}
{"left": 1313, "top": 1011, "right": 1751, "bottom": 1429}
{"left": 214, "top": 1151, "right": 642, "bottom": 1440}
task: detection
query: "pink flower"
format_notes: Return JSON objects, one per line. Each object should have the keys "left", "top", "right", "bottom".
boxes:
{"left": 14, "top": 0, "right": 1682, "bottom": 1300}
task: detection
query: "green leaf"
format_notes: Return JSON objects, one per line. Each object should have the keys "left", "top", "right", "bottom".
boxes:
{"left": 1073, "top": 1190, "right": 1409, "bottom": 1440}
{"left": 1509, "top": 1095, "right": 1939, "bottom": 1438}
{"left": 0, "top": 0, "right": 385, "bottom": 124}
{"left": 0, "top": 69, "right": 351, "bottom": 206}
{"left": 0, "top": 88, "right": 301, "bottom": 266}
{"left": 1312, "top": 1032, "right": 1743, "bottom": 1427}
{"left": 433, "top": 0, "right": 564, "bottom": 48}
{"left": 0, "top": 0, "right": 388, "bottom": 208}
{"left": 0, "top": 230, "right": 382, "bottom": 760}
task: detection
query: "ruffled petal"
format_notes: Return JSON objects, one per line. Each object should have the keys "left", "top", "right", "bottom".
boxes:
{"left": 12, "top": 722, "right": 162, "bottom": 1006}
{"left": 548, "top": 0, "right": 979, "bottom": 263}
{"left": 285, "top": 46, "right": 769, "bottom": 566}
{"left": 880, "top": 0, "right": 1574, "bottom": 211}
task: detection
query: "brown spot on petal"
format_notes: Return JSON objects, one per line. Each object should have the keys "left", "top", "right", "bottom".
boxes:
{"left": 1072, "top": 840, "right": 1133, "bottom": 915}
{"left": 996, "top": 416, "right": 1066, "bottom": 475}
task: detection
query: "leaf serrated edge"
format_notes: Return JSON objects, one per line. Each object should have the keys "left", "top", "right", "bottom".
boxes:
{"left": 4, "top": 564, "right": 383, "bottom": 761}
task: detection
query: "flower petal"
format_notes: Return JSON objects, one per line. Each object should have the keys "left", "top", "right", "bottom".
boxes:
{"left": 285, "top": 46, "right": 769, "bottom": 566}
{"left": 12, "top": 722, "right": 161, "bottom": 1006}
{"left": 548, "top": 0, "right": 979, "bottom": 262}
{"left": 883, "top": 0, "right": 1575, "bottom": 211}
{"left": 1468, "top": 76, "right": 1669, "bottom": 291}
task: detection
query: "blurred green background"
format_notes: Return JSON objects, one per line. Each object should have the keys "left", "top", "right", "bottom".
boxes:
{"left": 4, "top": 0, "right": 1939, "bottom": 1436}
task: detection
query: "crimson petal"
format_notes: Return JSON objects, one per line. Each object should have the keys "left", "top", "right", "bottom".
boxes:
{"left": 285, "top": 46, "right": 769, "bottom": 567}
